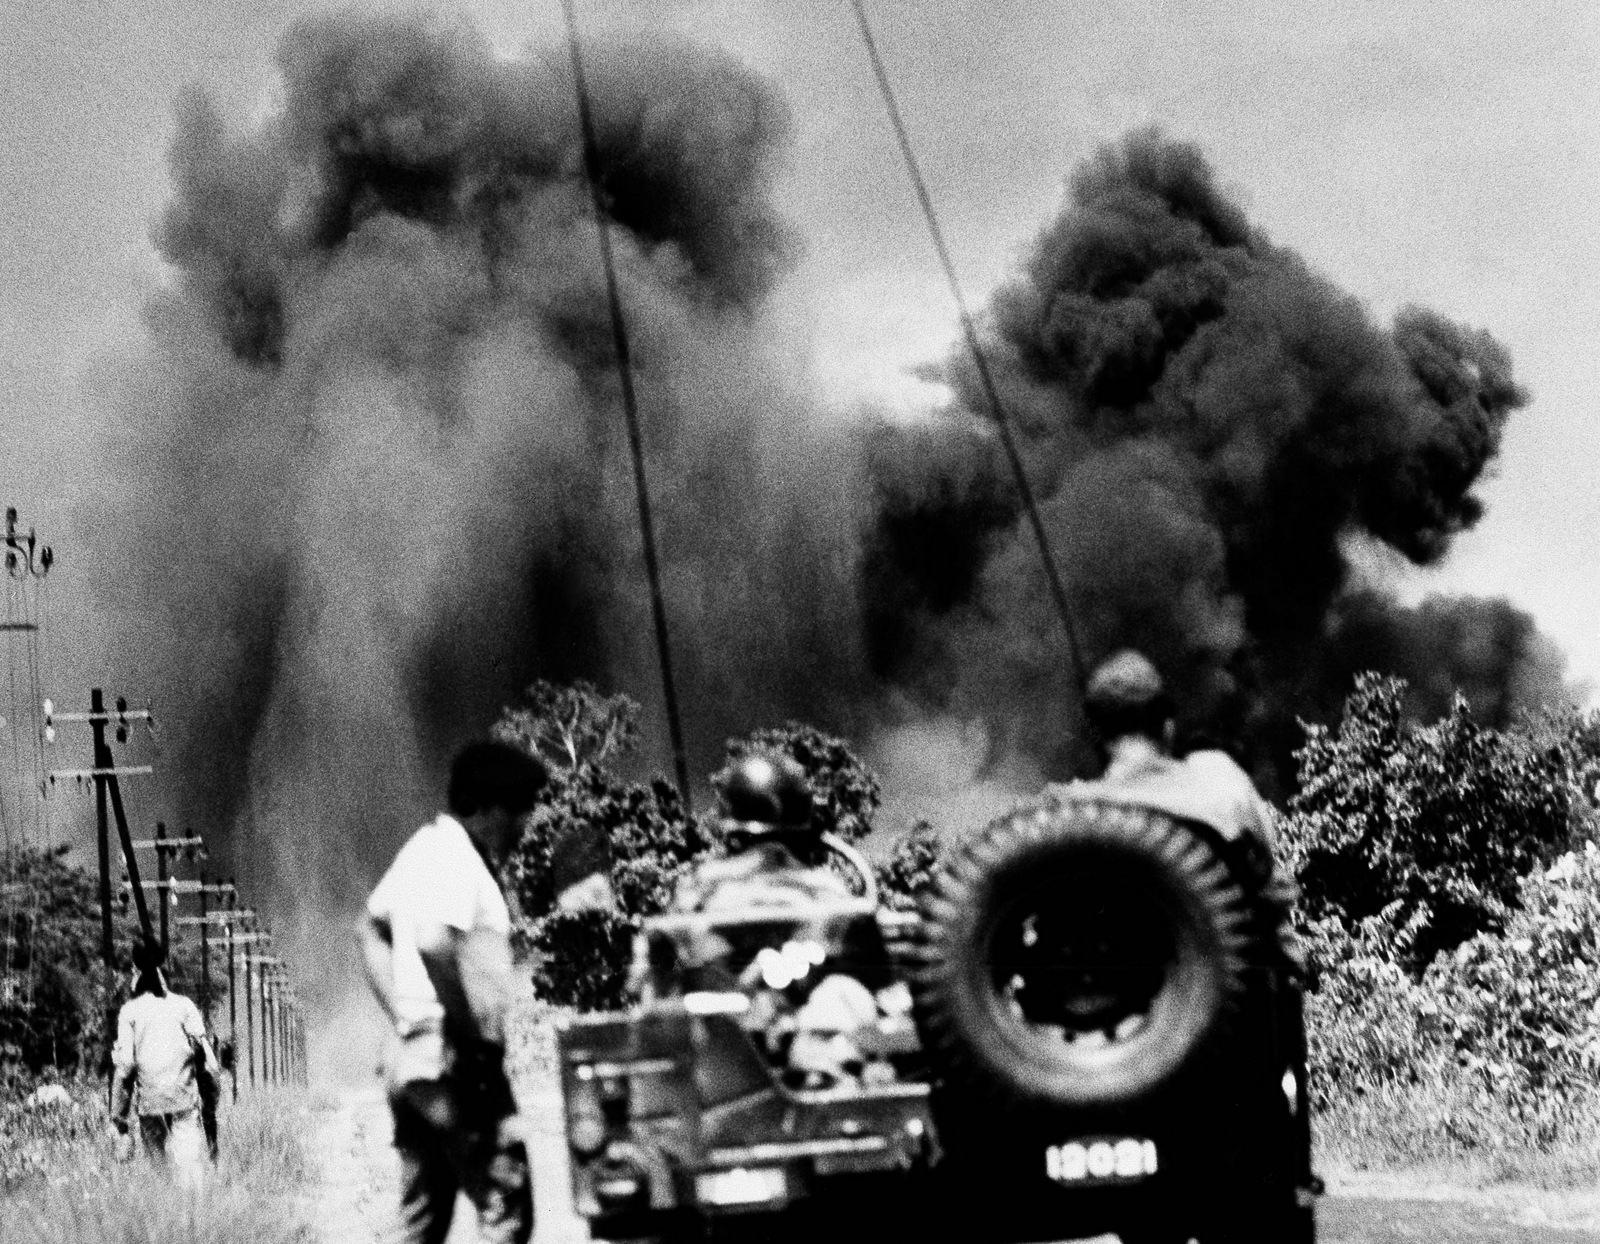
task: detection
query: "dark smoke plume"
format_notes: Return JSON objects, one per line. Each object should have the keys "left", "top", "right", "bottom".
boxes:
{"left": 867, "top": 129, "right": 1558, "bottom": 786}
{"left": 88, "top": 12, "right": 869, "bottom": 989}
{"left": 89, "top": 16, "right": 1561, "bottom": 1043}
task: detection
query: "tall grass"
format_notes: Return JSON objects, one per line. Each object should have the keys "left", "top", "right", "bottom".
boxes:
{"left": 1315, "top": 1073, "right": 1600, "bottom": 1189}
{"left": 0, "top": 1082, "right": 317, "bottom": 1244}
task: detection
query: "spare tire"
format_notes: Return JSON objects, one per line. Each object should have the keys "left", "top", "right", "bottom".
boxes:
{"left": 910, "top": 794, "right": 1254, "bottom": 1109}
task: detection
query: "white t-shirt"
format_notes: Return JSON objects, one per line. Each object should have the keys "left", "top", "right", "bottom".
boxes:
{"left": 366, "top": 814, "right": 513, "bottom": 1053}
{"left": 113, "top": 991, "right": 207, "bottom": 1115}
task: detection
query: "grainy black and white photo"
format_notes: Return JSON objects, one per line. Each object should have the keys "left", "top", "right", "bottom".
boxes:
{"left": 3, "top": 3, "right": 1598, "bottom": 1241}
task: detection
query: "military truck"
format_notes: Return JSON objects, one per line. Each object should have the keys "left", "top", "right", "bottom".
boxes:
{"left": 556, "top": 787, "right": 1316, "bottom": 1244}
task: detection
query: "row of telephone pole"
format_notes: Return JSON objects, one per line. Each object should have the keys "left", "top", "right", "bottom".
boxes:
{"left": 7, "top": 507, "right": 306, "bottom": 1090}
{"left": 45, "top": 686, "right": 307, "bottom": 1092}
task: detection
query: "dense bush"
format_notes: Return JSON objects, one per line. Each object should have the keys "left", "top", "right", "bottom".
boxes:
{"left": 1304, "top": 850, "right": 1600, "bottom": 1161}
{"left": 0, "top": 846, "right": 172, "bottom": 1076}
{"left": 1284, "top": 673, "right": 1597, "bottom": 972}
{"left": 1289, "top": 674, "right": 1600, "bottom": 1167}
{"left": 495, "top": 683, "right": 710, "bottom": 1009}
{"left": 1429, "top": 843, "right": 1600, "bottom": 1104}
{"left": 497, "top": 686, "right": 891, "bottom": 1009}
{"left": 875, "top": 819, "right": 945, "bottom": 912}
{"left": 524, "top": 908, "right": 637, "bottom": 1014}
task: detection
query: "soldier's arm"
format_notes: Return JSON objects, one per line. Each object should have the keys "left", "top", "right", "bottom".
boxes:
{"left": 109, "top": 1009, "right": 136, "bottom": 1131}
{"left": 359, "top": 911, "right": 401, "bottom": 1025}
{"left": 185, "top": 1002, "right": 222, "bottom": 1081}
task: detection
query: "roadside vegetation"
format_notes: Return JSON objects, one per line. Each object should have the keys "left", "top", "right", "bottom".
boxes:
{"left": 0, "top": 1079, "right": 316, "bottom": 1244}
{"left": 495, "top": 674, "right": 1600, "bottom": 1187}
{"left": 1, "top": 842, "right": 319, "bottom": 1236}
{"left": 1286, "top": 674, "right": 1600, "bottom": 1182}
{"left": 9, "top": 670, "right": 1600, "bottom": 1214}
{"left": 494, "top": 681, "right": 881, "bottom": 1011}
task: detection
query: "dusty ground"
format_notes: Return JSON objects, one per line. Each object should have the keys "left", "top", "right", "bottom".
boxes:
{"left": 309, "top": 1081, "right": 587, "bottom": 1244}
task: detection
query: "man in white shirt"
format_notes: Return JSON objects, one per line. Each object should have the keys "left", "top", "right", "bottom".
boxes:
{"left": 361, "top": 740, "right": 548, "bottom": 1244}
{"left": 109, "top": 938, "right": 220, "bottom": 1184}
{"left": 1063, "top": 649, "right": 1298, "bottom": 964}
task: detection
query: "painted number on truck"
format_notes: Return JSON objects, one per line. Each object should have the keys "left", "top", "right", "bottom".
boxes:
{"left": 1046, "top": 1138, "right": 1158, "bottom": 1184}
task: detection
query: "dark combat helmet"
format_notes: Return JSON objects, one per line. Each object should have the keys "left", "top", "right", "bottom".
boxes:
{"left": 716, "top": 753, "right": 815, "bottom": 846}
{"left": 1083, "top": 649, "right": 1174, "bottom": 742}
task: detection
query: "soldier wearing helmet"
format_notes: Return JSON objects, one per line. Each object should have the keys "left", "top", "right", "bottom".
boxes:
{"left": 649, "top": 754, "right": 906, "bottom": 1087}
{"left": 669, "top": 753, "right": 855, "bottom": 913}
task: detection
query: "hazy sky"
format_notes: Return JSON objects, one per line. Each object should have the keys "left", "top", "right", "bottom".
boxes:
{"left": 5, "top": 0, "right": 1598, "bottom": 689}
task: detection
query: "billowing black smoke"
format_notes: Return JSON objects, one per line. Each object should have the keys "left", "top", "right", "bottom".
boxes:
{"left": 867, "top": 130, "right": 1557, "bottom": 787}
{"left": 88, "top": 12, "right": 871, "bottom": 957}
{"left": 88, "top": 15, "right": 1560, "bottom": 1013}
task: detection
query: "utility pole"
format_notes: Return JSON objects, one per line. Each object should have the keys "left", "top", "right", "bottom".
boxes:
{"left": 226, "top": 886, "right": 238, "bottom": 1101}
{"left": 265, "top": 972, "right": 277, "bottom": 1085}
{"left": 244, "top": 942, "right": 256, "bottom": 1089}
{"left": 155, "top": 823, "right": 168, "bottom": 951}
{"left": 243, "top": 950, "right": 280, "bottom": 1088}
{"left": 233, "top": 931, "right": 270, "bottom": 1091}
{"left": 46, "top": 693, "right": 158, "bottom": 970}
{"left": 128, "top": 827, "right": 203, "bottom": 957}
{"left": 199, "top": 867, "right": 210, "bottom": 1024}
{"left": 92, "top": 691, "right": 153, "bottom": 939}
{"left": 2, "top": 508, "right": 52, "bottom": 579}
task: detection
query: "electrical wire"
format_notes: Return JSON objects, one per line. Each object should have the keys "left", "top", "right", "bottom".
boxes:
{"left": 848, "top": 0, "right": 1086, "bottom": 694}
{"left": 558, "top": 0, "right": 694, "bottom": 812}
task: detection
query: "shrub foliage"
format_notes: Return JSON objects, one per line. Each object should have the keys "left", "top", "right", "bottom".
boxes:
{"left": 1289, "top": 673, "right": 1600, "bottom": 1158}
{"left": 1284, "top": 672, "right": 1596, "bottom": 971}
{"left": 497, "top": 686, "right": 895, "bottom": 1009}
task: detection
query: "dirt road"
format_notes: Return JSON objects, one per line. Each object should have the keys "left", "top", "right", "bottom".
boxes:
{"left": 309, "top": 1081, "right": 587, "bottom": 1244}
{"left": 1319, "top": 1171, "right": 1600, "bottom": 1242}
{"left": 309, "top": 1085, "right": 1600, "bottom": 1243}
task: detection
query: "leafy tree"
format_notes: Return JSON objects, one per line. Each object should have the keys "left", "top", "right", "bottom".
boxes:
{"left": 496, "top": 691, "right": 894, "bottom": 1009}
{"left": 495, "top": 683, "right": 713, "bottom": 1008}
{"left": 1427, "top": 842, "right": 1600, "bottom": 1103}
{"left": 1283, "top": 673, "right": 1597, "bottom": 972}
{"left": 723, "top": 722, "right": 881, "bottom": 843}
{"left": 493, "top": 680, "right": 639, "bottom": 773}
{"left": 0, "top": 845, "right": 214, "bottom": 1076}
{"left": 523, "top": 908, "right": 637, "bottom": 1014}
{"left": 876, "top": 819, "right": 945, "bottom": 911}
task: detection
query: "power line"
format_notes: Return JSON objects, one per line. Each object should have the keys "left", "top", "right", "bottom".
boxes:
{"left": 848, "top": 0, "right": 1087, "bottom": 696}
{"left": 558, "top": 0, "right": 694, "bottom": 813}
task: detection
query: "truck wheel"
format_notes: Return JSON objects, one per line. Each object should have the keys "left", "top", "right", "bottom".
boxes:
{"left": 910, "top": 795, "right": 1254, "bottom": 1109}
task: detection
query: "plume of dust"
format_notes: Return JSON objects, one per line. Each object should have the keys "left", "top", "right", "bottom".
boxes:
{"left": 81, "top": 23, "right": 1569, "bottom": 1062}
{"left": 84, "top": 11, "right": 871, "bottom": 1068}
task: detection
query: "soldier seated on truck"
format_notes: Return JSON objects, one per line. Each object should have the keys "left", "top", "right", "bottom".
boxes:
{"left": 647, "top": 753, "right": 905, "bottom": 1087}
{"left": 672, "top": 754, "right": 854, "bottom": 913}
{"left": 1064, "top": 649, "right": 1300, "bottom": 968}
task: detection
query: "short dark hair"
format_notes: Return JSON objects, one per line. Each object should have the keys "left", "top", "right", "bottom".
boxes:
{"left": 448, "top": 741, "right": 548, "bottom": 818}
{"left": 1083, "top": 649, "right": 1174, "bottom": 742}
{"left": 131, "top": 937, "right": 167, "bottom": 997}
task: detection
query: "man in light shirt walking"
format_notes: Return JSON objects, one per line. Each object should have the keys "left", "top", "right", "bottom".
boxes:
{"left": 109, "top": 938, "right": 221, "bottom": 1184}
{"left": 361, "top": 740, "right": 548, "bottom": 1244}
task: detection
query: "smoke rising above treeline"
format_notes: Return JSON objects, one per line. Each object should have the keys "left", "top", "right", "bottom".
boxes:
{"left": 92, "top": 10, "right": 871, "bottom": 931}
{"left": 88, "top": 11, "right": 1561, "bottom": 954}
{"left": 867, "top": 133, "right": 1558, "bottom": 785}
